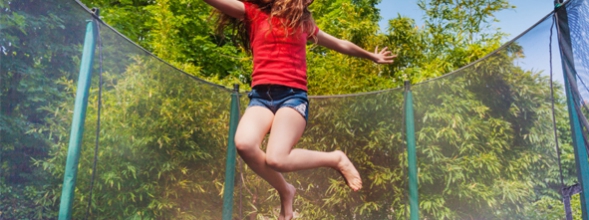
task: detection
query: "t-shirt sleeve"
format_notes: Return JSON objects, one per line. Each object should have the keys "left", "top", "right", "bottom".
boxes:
{"left": 243, "top": 2, "right": 257, "bottom": 21}
{"left": 308, "top": 26, "right": 320, "bottom": 39}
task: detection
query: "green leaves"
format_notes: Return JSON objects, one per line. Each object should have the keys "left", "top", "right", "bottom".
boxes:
{"left": 2, "top": 0, "right": 579, "bottom": 219}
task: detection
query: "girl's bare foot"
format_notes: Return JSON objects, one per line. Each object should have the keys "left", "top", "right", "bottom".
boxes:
{"left": 335, "top": 150, "right": 362, "bottom": 191}
{"left": 278, "top": 183, "right": 296, "bottom": 220}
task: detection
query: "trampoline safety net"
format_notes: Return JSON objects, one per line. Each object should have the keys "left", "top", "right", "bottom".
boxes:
{"left": 1, "top": 0, "right": 589, "bottom": 219}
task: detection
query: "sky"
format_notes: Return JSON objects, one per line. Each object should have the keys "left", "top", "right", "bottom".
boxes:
{"left": 375, "top": 0, "right": 566, "bottom": 86}
{"left": 376, "top": 0, "right": 556, "bottom": 40}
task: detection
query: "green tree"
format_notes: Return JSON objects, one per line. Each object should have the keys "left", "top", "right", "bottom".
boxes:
{"left": 417, "top": 0, "right": 512, "bottom": 74}
{"left": 306, "top": 0, "right": 397, "bottom": 94}
{"left": 410, "top": 43, "right": 565, "bottom": 218}
{"left": 39, "top": 56, "right": 234, "bottom": 219}
{"left": 0, "top": 0, "right": 88, "bottom": 218}
{"left": 2, "top": 0, "right": 581, "bottom": 219}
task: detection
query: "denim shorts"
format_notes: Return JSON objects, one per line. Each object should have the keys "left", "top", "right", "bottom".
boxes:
{"left": 247, "top": 85, "right": 309, "bottom": 122}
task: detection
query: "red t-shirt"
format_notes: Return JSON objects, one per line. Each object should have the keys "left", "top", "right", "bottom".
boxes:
{"left": 243, "top": 2, "right": 319, "bottom": 91}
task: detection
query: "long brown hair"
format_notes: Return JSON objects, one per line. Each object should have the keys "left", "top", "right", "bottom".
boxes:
{"left": 212, "top": 0, "right": 316, "bottom": 54}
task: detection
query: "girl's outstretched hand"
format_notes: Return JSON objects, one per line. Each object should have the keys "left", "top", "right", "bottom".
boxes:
{"left": 373, "top": 46, "right": 397, "bottom": 64}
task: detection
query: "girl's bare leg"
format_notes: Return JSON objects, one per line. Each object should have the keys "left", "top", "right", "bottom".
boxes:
{"left": 265, "top": 108, "right": 363, "bottom": 191}
{"left": 234, "top": 106, "right": 296, "bottom": 220}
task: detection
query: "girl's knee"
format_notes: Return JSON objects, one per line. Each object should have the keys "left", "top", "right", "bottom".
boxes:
{"left": 234, "top": 137, "right": 257, "bottom": 152}
{"left": 265, "top": 156, "right": 288, "bottom": 172}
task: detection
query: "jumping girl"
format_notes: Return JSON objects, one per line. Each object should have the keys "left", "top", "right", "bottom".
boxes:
{"left": 202, "top": 0, "right": 396, "bottom": 219}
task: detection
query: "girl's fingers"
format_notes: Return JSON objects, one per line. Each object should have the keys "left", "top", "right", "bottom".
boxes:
{"left": 379, "top": 47, "right": 389, "bottom": 53}
{"left": 380, "top": 54, "right": 396, "bottom": 59}
{"left": 372, "top": 46, "right": 397, "bottom": 64}
{"left": 376, "top": 58, "right": 395, "bottom": 64}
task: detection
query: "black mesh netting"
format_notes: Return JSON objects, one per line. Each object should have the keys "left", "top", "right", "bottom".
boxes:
{"left": 1, "top": 0, "right": 586, "bottom": 219}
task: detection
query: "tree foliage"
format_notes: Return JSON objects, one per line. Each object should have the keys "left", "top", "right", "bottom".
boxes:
{"left": 0, "top": 0, "right": 87, "bottom": 218}
{"left": 37, "top": 56, "right": 233, "bottom": 219}
{"left": 0, "top": 0, "right": 583, "bottom": 219}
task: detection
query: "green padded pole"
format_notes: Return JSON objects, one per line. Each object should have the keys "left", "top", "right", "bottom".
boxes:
{"left": 555, "top": 3, "right": 589, "bottom": 219}
{"left": 404, "top": 81, "right": 419, "bottom": 220}
{"left": 58, "top": 18, "right": 97, "bottom": 220}
{"left": 222, "top": 84, "right": 240, "bottom": 220}
{"left": 563, "top": 64, "right": 589, "bottom": 220}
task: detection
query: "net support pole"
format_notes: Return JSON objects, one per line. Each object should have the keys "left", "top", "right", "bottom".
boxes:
{"left": 404, "top": 81, "right": 419, "bottom": 220}
{"left": 222, "top": 84, "right": 240, "bottom": 220}
{"left": 58, "top": 18, "right": 97, "bottom": 220}
{"left": 555, "top": 2, "right": 589, "bottom": 219}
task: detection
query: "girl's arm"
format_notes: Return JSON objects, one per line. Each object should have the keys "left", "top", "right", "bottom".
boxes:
{"left": 315, "top": 30, "right": 396, "bottom": 64}
{"left": 203, "top": 0, "right": 245, "bottom": 19}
